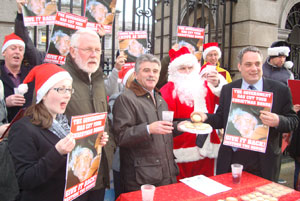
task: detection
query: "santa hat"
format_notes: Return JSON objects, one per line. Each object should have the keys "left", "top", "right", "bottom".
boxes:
{"left": 199, "top": 62, "right": 216, "bottom": 77}
{"left": 21, "top": 63, "right": 72, "bottom": 103}
{"left": 202, "top": 42, "right": 222, "bottom": 61}
{"left": 118, "top": 66, "right": 134, "bottom": 86}
{"left": 267, "top": 41, "right": 293, "bottom": 69}
{"left": 2, "top": 33, "right": 25, "bottom": 53}
{"left": 168, "top": 46, "right": 200, "bottom": 82}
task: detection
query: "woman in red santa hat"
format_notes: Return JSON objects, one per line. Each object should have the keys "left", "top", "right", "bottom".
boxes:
{"left": 160, "top": 47, "right": 227, "bottom": 180}
{"left": 8, "top": 63, "right": 109, "bottom": 201}
{"left": 202, "top": 42, "right": 232, "bottom": 83}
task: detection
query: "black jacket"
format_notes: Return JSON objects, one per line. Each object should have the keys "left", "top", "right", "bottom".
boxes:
{"left": 206, "top": 78, "right": 299, "bottom": 181}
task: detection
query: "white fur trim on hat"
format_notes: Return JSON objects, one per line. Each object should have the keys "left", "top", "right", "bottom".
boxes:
{"left": 168, "top": 54, "right": 200, "bottom": 82}
{"left": 203, "top": 46, "right": 221, "bottom": 60}
{"left": 284, "top": 61, "right": 294, "bottom": 69}
{"left": 2, "top": 39, "right": 25, "bottom": 53}
{"left": 122, "top": 68, "right": 134, "bottom": 85}
{"left": 207, "top": 73, "right": 227, "bottom": 97}
{"left": 36, "top": 71, "right": 72, "bottom": 103}
{"left": 174, "top": 146, "right": 205, "bottom": 163}
{"left": 267, "top": 46, "right": 290, "bottom": 57}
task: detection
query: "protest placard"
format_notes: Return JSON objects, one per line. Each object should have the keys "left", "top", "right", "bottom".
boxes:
{"left": 177, "top": 26, "right": 205, "bottom": 61}
{"left": 22, "top": 0, "right": 57, "bottom": 26}
{"left": 85, "top": 0, "right": 117, "bottom": 34}
{"left": 64, "top": 112, "right": 107, "bottom": 201}
{"left": 288, "top": 79, "right": 300, "bottom": 105}
{"left": 118, "top": 31, "right": 148, "bottom": 68}
{"left": 44, "top": 12, "right": 87, "bottom": 65}
{"left": 223, "top": 88, "right": 273, "bottom": 153}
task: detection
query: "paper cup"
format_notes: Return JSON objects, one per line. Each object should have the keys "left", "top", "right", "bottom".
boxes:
{"left": 231, "top": 163, "right": 243, "bottom": 184}
{"left": 162, "top": 111, "right": 174, "bottom": 122}
{"left": 141, "top": 184, "right": 155, "bottom": 201}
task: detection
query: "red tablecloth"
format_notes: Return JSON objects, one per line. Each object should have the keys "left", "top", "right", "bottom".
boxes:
{"left": 116, "top": 172, "right": 300, "bottom": 201}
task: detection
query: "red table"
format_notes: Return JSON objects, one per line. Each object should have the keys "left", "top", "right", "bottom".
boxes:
{"left": 116, "top": 172, "right": 300, "bottom": 201}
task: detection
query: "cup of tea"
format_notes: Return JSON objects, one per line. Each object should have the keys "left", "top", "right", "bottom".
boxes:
{"left": 231, "top": 163, "right": 243, "bottom": 184}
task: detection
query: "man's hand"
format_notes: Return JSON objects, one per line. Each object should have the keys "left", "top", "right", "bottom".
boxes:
{"left": 190, "top": 111, "right": 207, "bottom": 122}
{"left": 206, "top": 70, "right": 220, "bottom": 87}
{"left": 0, "top": 123, "right": 9, "bottom": 136}
{"left": 6, "top": 94, "right": 26, "bottom": 107}
{"left": 171, "top": 43, "right": 179, "bottom": 51}
{"left": 149, "top": 121, "right": 173, "bottom": 135}
{"left": 294, "top": 104, "right": 300, "bottom": 113}
{"left": 115, "top": 53, "right": 127, "bottom": 70}
{"left": 16, "top": 0, "right": 26, "bottom": 14}
{"left": 97, "top": 23, "right": 106, "bottom": 37}
{"left": 259, "top": 110, "right": 280, "bottom": 127}
{"left": 55, "top": 134, "right": 76, "bottom": 155}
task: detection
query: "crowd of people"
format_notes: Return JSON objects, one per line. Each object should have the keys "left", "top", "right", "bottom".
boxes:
{"left": 0, "top": 1, "right": 300, "bottom": 201}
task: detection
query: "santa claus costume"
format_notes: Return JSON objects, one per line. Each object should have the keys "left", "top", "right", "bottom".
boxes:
{"left": 160, "top": 47, "right": 226, "bottom": 180}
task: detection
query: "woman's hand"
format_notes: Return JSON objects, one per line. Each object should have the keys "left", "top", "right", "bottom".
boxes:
{"left": 55, "top": 134, "right": 75, "bottom": 155}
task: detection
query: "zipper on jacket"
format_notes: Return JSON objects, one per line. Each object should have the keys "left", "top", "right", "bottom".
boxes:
{"left": 89, "top": 83, "right": 93, "bottom": 97}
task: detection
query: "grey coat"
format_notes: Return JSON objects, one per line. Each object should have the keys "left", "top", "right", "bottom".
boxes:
{"left": 112, "top": 80, "right": 180, "bottom": 192}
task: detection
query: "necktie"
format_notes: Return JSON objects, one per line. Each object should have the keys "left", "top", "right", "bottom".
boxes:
{"left": 248, "top": 85, "right": 256, "bottom": 90}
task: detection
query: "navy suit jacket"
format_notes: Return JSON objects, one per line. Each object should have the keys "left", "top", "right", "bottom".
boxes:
{"left": 206, "top": 78, "right": 298, "bottom": 181}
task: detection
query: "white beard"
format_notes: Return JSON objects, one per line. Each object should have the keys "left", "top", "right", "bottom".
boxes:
{"left": 74, "top": 51, "right": 99, "bottom": 74}
{"left": 172, "top": 71, "right": 208, "bottom": 112}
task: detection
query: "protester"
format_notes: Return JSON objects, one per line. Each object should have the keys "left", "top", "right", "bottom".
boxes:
{"left": 0, "top": 79, "right": 18, "bottom": 201}
{"left": 262, "top": 41, "right": 295, "bottom": 184}
{"left": 109, "top": 65, "right": 135, "bottom": 200}
{"left": 263, "top": 41, "right": 294, "bottom": 85}
{"left": 15, "top": 0, "right": 123, "bottom": 97}
{"left": 113, "top": 54, "right": 185, "bottom": 193}
{"left": 0, "top": 80, "right": 9, "bottom": 135}
{"left": 160, "top": 47, "right": 226, "bottom": 180}
{"left": 0, "top": 33, "right": 34, "bottom": 122}
{"left": 62, "top": 28, "right": 115, "bottom": 201}
{"left": 202, "top": 42, "right": 232, "bottom": 83}
{"left": 8, "top": 64, "right": 76, "bottom": 201}
{"left": 287, "top": 105, "right": 300, "bottom": 190}
{"left": 194, "top": 46, "right": 299, "bottom": 182}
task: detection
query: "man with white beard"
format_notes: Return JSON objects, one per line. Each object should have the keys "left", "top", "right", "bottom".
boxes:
{"left": 160, "top": 46, "right": 227, "bottom": 180}
{"left": 62, "top": 29, "right": 115, "bottom": 201}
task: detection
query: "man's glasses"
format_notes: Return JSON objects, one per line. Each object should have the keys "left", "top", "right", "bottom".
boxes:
{"left": 75, "top": 47, "right": 102, "bottom": 55}
{"left": 53, "top": 87, "right": 75, "bottom": 95}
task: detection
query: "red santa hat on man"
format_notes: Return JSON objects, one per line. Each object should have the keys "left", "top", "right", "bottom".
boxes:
{"left": 168, "top": 46, "right": 200, "bottom": 82}
{"left": 2, "top": 33, "right": 25, "bottom": 53}
{"left": 118, "top": 66, "right": 135, "bottom": 86}
{"left": 19, "top": 63, "right": 72, "bottom": 104}
{"left": 202, "top": 42, "right": 222, "bottom": 61}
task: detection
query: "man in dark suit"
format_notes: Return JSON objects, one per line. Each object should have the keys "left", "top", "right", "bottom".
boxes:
{"left": 194, "top": 46, "right": 299, "bottom": 182}
{"left": 1, "top": 33, "right": 34, "bottom": 122}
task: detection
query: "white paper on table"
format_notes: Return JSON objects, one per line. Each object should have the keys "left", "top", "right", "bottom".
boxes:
{"left": 179, "top": 175, "right": 231, "bottom": 196}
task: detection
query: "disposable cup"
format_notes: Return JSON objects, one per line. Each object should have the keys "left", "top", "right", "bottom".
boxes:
{"left": 231, "top": 163, "right": 243, "bottom": 184}
{"left": 162, "top": 111, "right": 174, "bottom": 122}
{"left": 141, "top": 184, "right": 155, "bottom": 201}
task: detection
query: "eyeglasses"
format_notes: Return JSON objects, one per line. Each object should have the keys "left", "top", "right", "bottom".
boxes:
{"left": 75, "top": 47, "right": 102, "bottom": 55}
{"left": 53, "top": 87, "right": 75, "bottom": 95}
